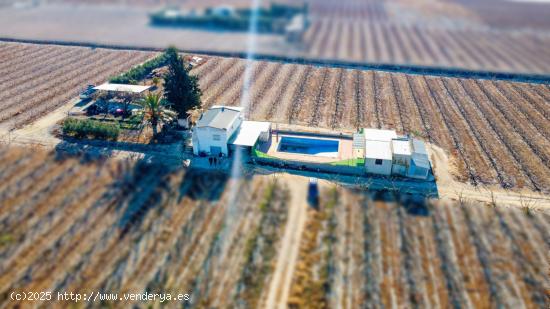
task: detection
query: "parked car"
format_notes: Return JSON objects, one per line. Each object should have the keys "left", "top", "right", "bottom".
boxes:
{"left": 79, "top": 85, "right": 96, "bottom": 100}
{"left": 307, "top": 177, "right": 319, "bottom": 209}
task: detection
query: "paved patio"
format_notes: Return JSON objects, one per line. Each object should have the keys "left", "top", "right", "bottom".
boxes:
{"left": 263, "top": 133, "right": 354, "bottom": 164}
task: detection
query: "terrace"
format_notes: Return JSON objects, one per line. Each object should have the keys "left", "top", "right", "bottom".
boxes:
{"left": 261, "top": 133, "right": 354, "bottom": 164}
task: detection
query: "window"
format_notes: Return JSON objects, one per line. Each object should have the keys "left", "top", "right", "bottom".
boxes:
{"left": 375, "top": 159, "right": 383, "bottom": 165}
{"left": 213, "top": 134, "right": 221, "bottom": 141}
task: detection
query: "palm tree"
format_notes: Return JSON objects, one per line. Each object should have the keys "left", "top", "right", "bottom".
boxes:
{"left": 138, "top": 92, "right": 176, "bottom": 137}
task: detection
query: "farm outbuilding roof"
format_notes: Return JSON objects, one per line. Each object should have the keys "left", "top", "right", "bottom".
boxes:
{"left": 228, "top": 121, "right": 271, "bottom": 147}
{"left": 363, "top": 129, "right": 397, "bottom": 142}
{"left": 94, "top": 83, "right": 151, "bottom": 93}
{"left": 365, "top": 140, "right": 392, "bottom": 160}
{"left": 196, "top": 105, "right": 243, "bottom": 130}
{"left": 392, "top": 139, "right": 412, "bottom": 156}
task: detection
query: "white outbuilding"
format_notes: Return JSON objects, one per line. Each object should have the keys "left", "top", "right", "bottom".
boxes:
{"left": 364, "top": 129, "right": 397, "bottom": 176}
{"left": 391, "top": 139, "right": 412, "bottom": 176}
{"left": 365, "top": 140, "right": 393, "bottom": 175}
{"left": 408, "top": 139, "right": 431, "bottom": 179}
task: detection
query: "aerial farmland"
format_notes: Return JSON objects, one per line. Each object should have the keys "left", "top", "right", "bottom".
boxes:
{"left": 0, "top": 0, "right": 549, "bottom": 308}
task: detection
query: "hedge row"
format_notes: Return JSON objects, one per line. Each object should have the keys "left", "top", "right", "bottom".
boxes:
{"left": 110, "top": 52, "right": 170, "bottom": 84}
{"left": 63, "top": 118, "right": 120, "bottom": 140}
{"left": 151, "top": 14, "right": 281, "bottom": 33}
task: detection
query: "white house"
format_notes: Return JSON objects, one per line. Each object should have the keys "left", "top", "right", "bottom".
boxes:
{"left": 192, "top": 106, "right": 271, "bottom": 156}
{"left": 192, "top": 106, "right": 243, "bottom": 156}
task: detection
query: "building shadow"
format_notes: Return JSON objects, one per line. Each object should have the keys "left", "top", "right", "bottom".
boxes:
{"left": 251, "top": 163, "right": 439, "bottom": 200}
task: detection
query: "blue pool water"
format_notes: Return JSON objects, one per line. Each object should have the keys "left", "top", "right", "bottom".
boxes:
{"left": 278, "top": 136, "right": 339, "bottom": 157}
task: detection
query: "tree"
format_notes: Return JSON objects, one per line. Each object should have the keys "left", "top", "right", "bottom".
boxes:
{"left": 163, "top": 47, "right": 202, "bottom": 119}
{"left": 118, "top": 92, "right": 140, "bottom": 118}
{"left": 137, "top": 93, "right": 177, "bottom": 137}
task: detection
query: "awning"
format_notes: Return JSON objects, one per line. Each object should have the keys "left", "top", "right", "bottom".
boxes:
{"left": 228, "top": 121, "right": 271, "bottom": 147}
{"left": 93, "top": 83, "right": 151, "bottom": 94}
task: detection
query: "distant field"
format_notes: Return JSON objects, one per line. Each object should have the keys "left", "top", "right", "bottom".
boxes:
{"left": 0, "top": 0, "right": 549, "bottom": 73}
{"left": 1, "top": 42, "right": 549, "bottom": 192}
{"left": 0, "top": 146, "right": 547, "bottom": 308}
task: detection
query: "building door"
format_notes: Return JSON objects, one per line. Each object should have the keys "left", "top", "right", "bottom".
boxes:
{"left": 210, "top": 146, "right": 222, "bottom": 155}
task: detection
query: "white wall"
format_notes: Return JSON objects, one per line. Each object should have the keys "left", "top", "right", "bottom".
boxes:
{"left": 365, "top": 158, "right": 392, "bottom": 175}
{"left": 192, "top": 127, "right": 228, "bottom": 155}
{"left": 191, "top": 115, "right": 243, "bottom": 156}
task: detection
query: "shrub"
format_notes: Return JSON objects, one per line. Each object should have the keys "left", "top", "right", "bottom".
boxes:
{"left": 110, "top": 52, "right": 170, "bottom": 84}
{"left": 63, "top": 118, "right": 120, "bottom": 140}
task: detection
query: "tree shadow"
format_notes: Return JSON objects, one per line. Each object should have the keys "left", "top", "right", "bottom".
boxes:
{"left": 176, "top": 168, "right": 229, "bottom": 203}
{"left": 368, "top": 189, "right": 431, "bottom": 216}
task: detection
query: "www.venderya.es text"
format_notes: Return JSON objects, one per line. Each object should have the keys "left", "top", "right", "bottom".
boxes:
{"left": 10, "top": 291, "right": 191, "bottom": 303}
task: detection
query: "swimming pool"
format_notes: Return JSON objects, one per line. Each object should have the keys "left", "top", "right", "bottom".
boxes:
{"left": 278, "top": 136, "right": 339, "bottom": 157}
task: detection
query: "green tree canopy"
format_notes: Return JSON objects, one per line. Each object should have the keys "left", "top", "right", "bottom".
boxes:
{"left": 163, "top": 47, "right": 202, "bottom": 118}
{"left": 138, "top": 92, "right": 176, "bottom": 137}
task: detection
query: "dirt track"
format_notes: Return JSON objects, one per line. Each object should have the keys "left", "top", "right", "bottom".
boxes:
{"left": 264, "top": 175, "right": 309, "bottom": 309}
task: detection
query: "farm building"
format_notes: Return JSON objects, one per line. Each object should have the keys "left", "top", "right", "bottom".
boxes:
{"left": 192, "top": 106, "right": 270, "bottom": 156}
{"left": 362, "top": 129, "right": 398, "bottom": 176}
{"left": 192, "top": 107, "right": 431, "bottom": 180}
{"left": 354, "top": 129, "right": 431, "bottom": 179}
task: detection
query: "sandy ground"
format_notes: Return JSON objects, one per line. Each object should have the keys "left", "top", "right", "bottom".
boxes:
{"left": 0, "top": 95, "right": 186, "bottom": 163}
{"left": 264, "top": 174, "right": 309, "bottom": 309}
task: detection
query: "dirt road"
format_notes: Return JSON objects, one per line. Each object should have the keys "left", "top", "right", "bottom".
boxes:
{"left": 263, "top": 174, "right": 309, "bottom": 309}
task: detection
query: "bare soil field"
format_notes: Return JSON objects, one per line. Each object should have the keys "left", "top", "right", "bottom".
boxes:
{"left": 192, "top": 56, "right": 550, "bottom": 193}
{"left": 0, "top": 42, "right": 154, "bottom": 131}
{"left": 0, "top": 0, "right": 549, "bottom": 73}
{"left": 0, "top": 145, "right": 547, "bottom": 308}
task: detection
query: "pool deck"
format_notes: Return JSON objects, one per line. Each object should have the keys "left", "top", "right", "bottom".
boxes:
{"left": 262, "top": 133, "right": 354, "bottom": 164}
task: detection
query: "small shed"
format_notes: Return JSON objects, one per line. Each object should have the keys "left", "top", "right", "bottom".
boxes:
{"left": 365, "top": 140, "right": 393, "bottom": 175}
{"left": 391, "top": 139, "right": 412, "bottom": 176}
{"left": 408, "top": 139, "right": 430, "bottom": 179}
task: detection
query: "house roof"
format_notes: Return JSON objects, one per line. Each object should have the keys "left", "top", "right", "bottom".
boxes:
{"left": 196, "top": 106, "right": 242, "bottom": 130}
{"left": 94, "top": 83, "right": 151, "bottom": 93}
{"left": 365, "top": 140, "right": 392, "bottom": 160}
{"left": 228, "top": 121, "right": 271, "bottom": 147}
{"left": 392, "top": 139, "right": 412, "bottom": 156}
{"left": 363, "top": 129, "right": 397, "bottom": 142}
